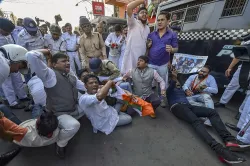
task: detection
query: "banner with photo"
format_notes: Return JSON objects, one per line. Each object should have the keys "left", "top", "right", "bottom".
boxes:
{"left": 172, "top": 53, "right": 208, "bottom": 74}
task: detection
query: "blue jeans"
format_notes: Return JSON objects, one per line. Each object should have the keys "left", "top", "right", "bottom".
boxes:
{"left": 31, "top": 104, "right": 45, "bottom": 119}
{"left": 187, "top": 94, "right": 214, "bottom": 109}
{"left": 0, "top": 104, "right": 22, "bottom": 124}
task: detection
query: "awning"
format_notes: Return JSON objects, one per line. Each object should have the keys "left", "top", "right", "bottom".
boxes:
{"left": 105, "top": 0, "right": 134, "bottom": 7}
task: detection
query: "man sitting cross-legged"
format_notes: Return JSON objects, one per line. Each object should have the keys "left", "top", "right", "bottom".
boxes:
{"left": 79, "top": 74, "right": 132, "bottom": 135}
{"left": 123, "top": 56, "right": 166, "bottom": 118}
{"left": 183, "top": 65, "right": 218, "bottom": 126}
{"left": 167, "top": 70, "right": 249, "bottom": 164}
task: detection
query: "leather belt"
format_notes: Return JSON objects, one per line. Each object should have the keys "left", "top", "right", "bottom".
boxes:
{"left": 170, "top": 102, "right": 189, "bottom": 112}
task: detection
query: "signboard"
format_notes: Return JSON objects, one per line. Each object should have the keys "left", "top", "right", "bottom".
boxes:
{"left": 172, "top": 53, "right": 208, "bottom": 74}
{"left": 92, "top": 1, "right": 105, "bottom": 16}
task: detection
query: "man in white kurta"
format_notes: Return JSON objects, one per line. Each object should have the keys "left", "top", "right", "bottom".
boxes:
{"left": 121, "top": 0, "right": 150, "bottom": 75}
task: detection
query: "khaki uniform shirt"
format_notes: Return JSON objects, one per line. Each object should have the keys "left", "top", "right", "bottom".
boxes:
{"left": 95, "top": 60, "right": 120, "bottom": 80}
{"left": 79, "top": 32, "right": 106, "bottom": 67}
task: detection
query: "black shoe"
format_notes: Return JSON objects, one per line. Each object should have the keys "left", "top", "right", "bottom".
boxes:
{"left": 10, "top": 103, "right": 26, "bottom": 109}
{"left": 0, "top": 148, "right": 21, "bottom": 166}
{"left": 235, "top": 112, "right": 241, "bottom": 120}
{"left": 213, "top": 144, "right": 245, "bottom": 164}
{"left": 55, "top": 144, "right": 65, "bottom": 159}
{"left": 2, "top": 100, "right": 9, "bottom": 106}
{"left": 226, "top": 139, "right": 250, "bottom": 152}
{"left": 214, "top": 102, "right": 225, "bottom": 108}
{"left": 19, "top": 97, "right": 31, "bottom": 102}
{"left": 225, "top": 122, "right": 240, "bottom": 132}
{"left": 23, "top": 104, "right": 33, "bottom": 112}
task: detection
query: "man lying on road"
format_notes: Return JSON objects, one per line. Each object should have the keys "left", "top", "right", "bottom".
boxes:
{"left": 167, "top": 70, "right": 250, "bottom": 164}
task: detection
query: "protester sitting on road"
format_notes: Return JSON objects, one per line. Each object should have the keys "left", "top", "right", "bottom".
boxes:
{"left": 167, "top": 70, "right": 249, "bottom": 164}
{"left": 89, "top": 58, "right": 132, "bottom": 92}
{"left": 26, "top": 50, "right": 86, "bottom": 158}
{"left": 79, "top": 74, "right": 132, "bottom": 135}
{"left": 0, "top": 110, "right": 80, "bottom": 154}
{"left": 182, "top": 65, "right": 218, "bottom": 126}
{"left": 123, "top": 56, "right": 166, "bottom": 118}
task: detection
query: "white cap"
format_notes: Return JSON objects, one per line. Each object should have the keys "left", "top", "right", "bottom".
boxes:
{"left": 0, "top": 53, "right": 10, "bottom": 85}
{"left": 1, "top": 44, "right": 28, "bottom": 75}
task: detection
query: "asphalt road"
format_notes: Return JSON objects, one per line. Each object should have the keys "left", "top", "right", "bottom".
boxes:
{"left": 1, "top": 93, "right": 250, "bottom": 166}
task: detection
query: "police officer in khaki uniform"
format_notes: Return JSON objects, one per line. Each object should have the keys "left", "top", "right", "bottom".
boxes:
{"left": 89, "top": 58, "right": 132, "bottom": 92}
{"left": 79, "top": 17, "right": 107, "bottom": 68}
{"left": 89, "top": 58, "right": 120, "bottom": 80}
{"left": 44, "top": 24, "right": 66, "bottom": 55}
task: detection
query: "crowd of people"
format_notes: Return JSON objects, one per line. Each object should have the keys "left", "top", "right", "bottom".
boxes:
{"left": 0, "top": 0, "right": 250, "bottom": 165}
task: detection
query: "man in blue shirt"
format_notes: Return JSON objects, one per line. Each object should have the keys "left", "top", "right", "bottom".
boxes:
{"left": 183, "top": 65, "right": 218, "bottom": 126}
{"left": 167, "top": 70, "right": 249, "bottom": 164}
{"left": 147, "top": 11, "right": 178, "bottom": 107}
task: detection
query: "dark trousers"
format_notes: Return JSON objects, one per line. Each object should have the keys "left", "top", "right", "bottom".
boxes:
{"left": 0, "top": 104, "right": 21, "bottom": 125}
{"left": 172, "top": 104, "right": 235, "bottom": 147}
{"left": 145, "top": 93, "right": 161, "bottom": 110}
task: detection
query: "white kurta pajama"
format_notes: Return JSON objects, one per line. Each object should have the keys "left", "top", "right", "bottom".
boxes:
{"left": 121, "top": 15, "right": 150, "bottom": 75}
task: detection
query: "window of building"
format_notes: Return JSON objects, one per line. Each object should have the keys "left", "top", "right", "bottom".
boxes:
{"left": 184, "top": 6, "right": 200, "bottom": 22}
{"left": 171, "top": 10, "right": 185, "bottom": 21}
{"left": 221, "top": 0, "right": 248, "bottom": 17}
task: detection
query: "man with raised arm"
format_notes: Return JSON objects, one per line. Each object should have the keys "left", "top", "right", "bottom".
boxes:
{"left": 121, "top": 0, "right": 150, "bottom": 75}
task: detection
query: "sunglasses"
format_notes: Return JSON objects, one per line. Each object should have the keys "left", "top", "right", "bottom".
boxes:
{"left": 81, "top": 24, "right": 91, "bottom": 28}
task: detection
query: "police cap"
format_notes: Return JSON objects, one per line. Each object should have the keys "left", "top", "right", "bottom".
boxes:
{"left": 23, "top": 17, "right": 38, "bottom": 32}
{"left": 0, "top": 18, "right": 15, "bottom": 33}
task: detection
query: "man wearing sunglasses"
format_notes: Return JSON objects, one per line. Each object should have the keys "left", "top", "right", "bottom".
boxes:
{"left": 182, "top": 65, "right": 218, "bottom": 126}
{"left": 79, "top": 17, "right": 107, "bottom": 69}
{"left": 44, "top": 24, "right": 66, "bottom": 55}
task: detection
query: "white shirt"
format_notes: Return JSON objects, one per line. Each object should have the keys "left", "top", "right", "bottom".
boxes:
{"left": 105, "top": 32, "right": 123, "bottom": 56}
{"left": 62, "top": 32, "right": 79, "bottom": 51}
{"left": 121, "top": 15, "right": 150, "bottom": 74}
{"left": 26, "top": 51, "right": 86, "bottom": 91}
{"left": 0, "top": 34, "right": 15, "bottom": 46}
{"left": 17, "top": 29, "right": 45, "bottom": 51}
{"left": 14, "top": 119, "right": 60, "bottom": 147}
{"left": 0, "top": 53, "right": 10, "bottom": 85}
{"left": 79, "top": 93, "right": 119, "bottom": 135}
{"left": 44, "top": 34, "right": 67, "bottom": 55}
{"left": 11, "top": 26, "right": 23, "bottom": 43}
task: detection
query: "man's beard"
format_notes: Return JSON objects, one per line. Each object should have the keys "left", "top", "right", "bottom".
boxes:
{"left": 198, "top": 74, "right": 205, "bottom": 79}
{"left": 138, "top": 18, "right": 147, "bottom": 24}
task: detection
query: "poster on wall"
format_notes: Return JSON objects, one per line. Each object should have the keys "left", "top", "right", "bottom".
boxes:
{"left": 172, "top": 53, "right": 208, "bottom": 74}
{"left": 92, "top": 1, "right": 105, "bottom": 16}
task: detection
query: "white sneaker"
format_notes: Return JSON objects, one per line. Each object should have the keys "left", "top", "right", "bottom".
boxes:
{"left": 204, "top": 118, "right": 212, "bottom": 127}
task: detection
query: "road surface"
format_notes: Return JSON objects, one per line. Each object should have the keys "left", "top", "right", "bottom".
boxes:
{"left": 1, "top": 93, "right": 250, "bottom": 166}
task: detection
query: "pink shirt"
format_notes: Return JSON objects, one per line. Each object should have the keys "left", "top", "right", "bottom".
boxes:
{"left": 121, "top": 15, "right": 150, "bottom": 74}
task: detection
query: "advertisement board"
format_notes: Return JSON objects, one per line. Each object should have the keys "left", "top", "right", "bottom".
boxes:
{"left": 92, "top": 1, "right": 105, "bottom": 16}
